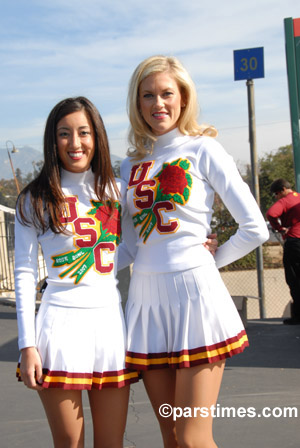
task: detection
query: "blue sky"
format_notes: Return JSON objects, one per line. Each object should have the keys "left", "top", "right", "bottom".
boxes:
{"left": 0, "top": 0, "right": 299, "bottom": 168}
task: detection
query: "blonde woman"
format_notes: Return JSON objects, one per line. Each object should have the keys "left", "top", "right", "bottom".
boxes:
{"left": 120, "top": 56, "right": 269, "bottom": 448}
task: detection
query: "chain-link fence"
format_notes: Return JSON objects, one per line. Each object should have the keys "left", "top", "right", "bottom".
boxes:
{"left": 220, "top": 242, "right": 291, "bottom": 319}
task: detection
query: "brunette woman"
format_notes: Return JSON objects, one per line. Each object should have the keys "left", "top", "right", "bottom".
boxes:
{"left": 15, "top": 97, "right": 138, "bottom": 448}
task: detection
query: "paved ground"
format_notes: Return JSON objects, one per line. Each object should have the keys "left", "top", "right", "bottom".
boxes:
{"left": 0, "top": 300, "right": 299, "bottom": 448}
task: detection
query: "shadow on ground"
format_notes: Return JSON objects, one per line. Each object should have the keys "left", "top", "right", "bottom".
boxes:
{"left": 226, "top": 319, "right": 300, "bottom": 369}
{"left": 0, "top": 337, "right": 19, "bottom": 362}
{"left": 0, "top": 308, "right": 19, "bottom": 362}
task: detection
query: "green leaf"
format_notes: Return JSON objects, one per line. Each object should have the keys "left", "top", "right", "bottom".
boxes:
{"left": 155, "top": 185, "right": 163, "bottom": 202}
{"left": 92, "top": 200, "right": 104, "bottom": 208}
{"left": 172, "top": 194, "right": 184, "bottom": 205}
{"left": 179, "top": 159, "right": 190, "bottom": 170}
{"left": 183, "top": 187, "right": 190, "bottom": 201}
{"left": 102, "top": 234, "right": 117, "bottom": 243}
{"left": 186, "top": 173, "right": 192, "bottom": 187}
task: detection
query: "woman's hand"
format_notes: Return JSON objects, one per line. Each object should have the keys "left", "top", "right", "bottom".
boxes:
{"left": 20, "top": 347, "right": 44, "bottom": 391}
{"left": 203, "top": 233, "right": 218, "bottom": 256}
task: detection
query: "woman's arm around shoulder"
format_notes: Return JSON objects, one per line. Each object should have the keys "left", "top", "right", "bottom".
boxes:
{"left": 114, "top": 177, "right": 138, "bottom": 271}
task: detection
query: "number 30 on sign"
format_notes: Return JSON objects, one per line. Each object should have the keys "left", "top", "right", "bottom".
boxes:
{"left": 234, "top": 47, "right": 264, "bottom": 81}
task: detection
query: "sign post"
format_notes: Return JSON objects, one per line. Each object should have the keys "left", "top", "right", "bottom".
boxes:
{"left": 284, "top": 17, "right": 300, "bottom": 192}
{"left": 233, "top": 47, "right": 266, "bottom": 319}
{"left": 234, "top": 47, "right": 264, "bottom": 81}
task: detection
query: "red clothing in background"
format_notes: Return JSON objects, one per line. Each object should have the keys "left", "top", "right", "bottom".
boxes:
{"left": 266, "top": 192, "right": 300, "bottom": 239}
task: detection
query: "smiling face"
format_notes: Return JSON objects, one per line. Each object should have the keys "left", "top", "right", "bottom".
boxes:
{"left": 56, "top": 110, "right": 95, "bottom": 173}
{"left": 138, "top": 71, "right": 185, "bottom": 136}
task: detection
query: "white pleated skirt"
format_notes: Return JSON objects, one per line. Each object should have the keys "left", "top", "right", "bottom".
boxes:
{"left": 17, "top": 301, "right": 139, "bottom": 389}
{"left": 125, "top": 264, "right": 248, "bottom": 370}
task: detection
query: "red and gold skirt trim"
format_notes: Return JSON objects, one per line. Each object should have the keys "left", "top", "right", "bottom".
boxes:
{"left": 16, "top": 366, "right": 139, "bottom": 390}
{"left": 126, "top": 330, "right": 249, "bottom": 371}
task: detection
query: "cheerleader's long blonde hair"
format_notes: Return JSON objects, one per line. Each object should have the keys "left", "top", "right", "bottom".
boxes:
{"left": 127, "top": 55, "right": 218, "bottom": 160}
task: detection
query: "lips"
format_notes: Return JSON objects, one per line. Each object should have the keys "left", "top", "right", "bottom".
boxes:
{"left": 68, "top": 151, "right": 84, "bottom": 159}
{"left": 153, "top": 112, "right": 168, "bottom": 119}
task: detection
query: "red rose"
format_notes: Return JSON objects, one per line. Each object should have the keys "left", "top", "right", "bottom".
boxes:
{"left": 95, "top": 205, "right": 121, "bottom": 236}
{"left": 158, "top": 165, "right": 187, "bottom": 195}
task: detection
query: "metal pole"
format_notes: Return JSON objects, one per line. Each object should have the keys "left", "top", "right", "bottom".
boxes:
{"left": 284, "top": 17, "right": 300, "bottom": 192}
{"left": 246, "top": 79, "right": 266, "bottom": 318}
{"left": 6, "top": 141, "right": 20, "bottom": 195}
{"left": 6, "top": 149, "right": 20, "bottom": 195}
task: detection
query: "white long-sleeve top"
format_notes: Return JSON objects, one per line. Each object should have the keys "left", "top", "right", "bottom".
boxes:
{"left": 14, "top": 168, "right": 136, "bottom": 350}
{"left": 120, "top": 129, "right": 269, "bottom": 273}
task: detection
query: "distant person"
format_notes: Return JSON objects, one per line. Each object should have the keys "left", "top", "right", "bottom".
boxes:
{"left": 266, "top": 178, "right": 300, "bottom": 325}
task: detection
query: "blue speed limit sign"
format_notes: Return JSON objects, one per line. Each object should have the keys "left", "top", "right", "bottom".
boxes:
{"left": 234, "top": 47, "right": 264, "bottom": 80}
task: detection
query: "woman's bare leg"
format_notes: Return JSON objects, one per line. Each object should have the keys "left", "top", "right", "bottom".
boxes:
{"left": 88, "top": 385, "right": 130, "bottom": 448}
{"left": 142, "top": 369, "right": 178, "bottom": 448}
{"left": 175, "top": 360, "right": 225, "bottom": 448}
{"left": 38, "top": 389, "right": 84, "bottom": 448}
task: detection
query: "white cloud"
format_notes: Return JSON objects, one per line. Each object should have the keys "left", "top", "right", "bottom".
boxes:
{"left": 0, "top": 0, "right": 299, "bottom": 167}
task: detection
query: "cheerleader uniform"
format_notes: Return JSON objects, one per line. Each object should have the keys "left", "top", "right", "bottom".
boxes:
{"left": 15, "top": 168, "right": 139, "bottom": 389}
{"left": 119, "top": 129, "right": 269, "bottom": 371}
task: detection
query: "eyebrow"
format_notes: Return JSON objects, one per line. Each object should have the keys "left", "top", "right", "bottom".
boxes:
{"left": 141, "top": 86, "right": 175, "bottom": 91}
{"left": 56, "top": 125, "right": 90, "bottom": 131}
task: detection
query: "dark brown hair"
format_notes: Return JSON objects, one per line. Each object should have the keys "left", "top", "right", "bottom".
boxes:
{"left": 270, "top": 178, "right": 292, "bottom": 194}
{"left": 17, "top": 96, "right": 119, "bottom": 233}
